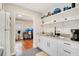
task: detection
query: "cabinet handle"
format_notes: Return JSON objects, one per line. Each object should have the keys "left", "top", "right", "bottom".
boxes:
{"left": 39, "top": 39, "right": 40, "bottom": 42}
{"left": 64, "top": 50, "right": 71, "bottom": 54}
{"left": 47, "top": 42, "right": 48, "bottom": 47}
{"left": 64, "top": 43, "right": 71, "bottom": 45}
{"left": 47, "top": 42, "right": 50, "bottom": 47}
{"left": 54, "top": 20, "right": 56, "bottom": 22}
{"left": 65, "top": 18, "right": 67, "bottom": 20}
{"left": 49, "top": 43, "right": 50, "bottom": 47}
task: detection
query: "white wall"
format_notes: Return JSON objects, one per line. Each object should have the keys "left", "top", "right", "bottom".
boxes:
{"left": 3, "top": 3, "right": 42, "bottom": 55}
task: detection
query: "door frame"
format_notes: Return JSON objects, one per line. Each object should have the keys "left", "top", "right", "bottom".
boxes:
{"left": 11, "top": 12, "right": 35, "bottom": 55}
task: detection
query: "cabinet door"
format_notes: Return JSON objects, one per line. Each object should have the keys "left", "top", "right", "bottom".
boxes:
{"left": 48, "top": 39, "right": 58, "bottom": 56}
{"left": 37, "top": 38, "right": 41, "bottom": 48}
{"left": 57, "top": 40, "right": 64, "bottom": 56}
{"left": 61, "top": 40, "right": 79, "bottom": 56}
{"left": 38, "top": 37, "right": 44, "bottom": 49}
{"left": 41, "top": 37, "right": 50, "bottom": 54}
{"left": 0, "top": 12, "right": 5, "bottom": 47}
{"left": 71, "top": 49, "right": 79, "bottom": 56}
{"left": 69, "top": 42, "right": 79, "bottom": 56}
{"left": 0, "top": 12, "right": 6, "bottom": 55}
{"left": 5, "top": 31, "right": 10, "bottom": 56}
{"left": 41, "top": 37, "right": 48, "bottom": 52}
{"left": 38, "top": 36, "right": 48, "bottom": 52}
{"left": 44, "top": 39, "right": 50, "bottom": 55}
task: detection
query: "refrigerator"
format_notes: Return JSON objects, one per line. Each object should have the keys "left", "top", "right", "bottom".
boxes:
{"left": 0, "top": 11, "right": 11, "bottom": 56}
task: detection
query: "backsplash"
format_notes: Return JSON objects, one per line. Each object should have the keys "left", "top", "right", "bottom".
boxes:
{"left": 43, "top": 19, "right": 79, "bottom": 35}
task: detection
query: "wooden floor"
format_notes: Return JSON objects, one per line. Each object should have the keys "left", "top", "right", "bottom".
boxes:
{"left": 15, "top": 39, "right": 48, "bottom": 56}
{"left": 22, "top": 40, "right": 33, "bottom": 50}
{"left": 16, "top": 39, "right": 33, "bottom": 56}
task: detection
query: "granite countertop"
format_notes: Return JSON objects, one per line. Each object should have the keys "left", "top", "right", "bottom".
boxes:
{"left": 39, "top": 34, "right": 79, "bottom": 44}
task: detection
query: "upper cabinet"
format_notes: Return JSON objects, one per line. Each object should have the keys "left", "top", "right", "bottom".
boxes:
{"left": 42, "top": 6, "right": 79, "bottom": 25}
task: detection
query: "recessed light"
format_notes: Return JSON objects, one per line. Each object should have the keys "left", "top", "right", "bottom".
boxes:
{"left": 18, "top": 14, "right": 22, "bottom": 17}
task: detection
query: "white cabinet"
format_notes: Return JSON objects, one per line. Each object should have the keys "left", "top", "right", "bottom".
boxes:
{"left": 38, "top": 36, "right": 58, "bottom": 56}
{"left": 38, "top": 36, "right": 49, "bottom": 52}
{"left": 61, "top": 40, "right": 79, "bottom": 56}
{"left": 38, "top": 36, "right": 44, "bottom": 49}
{"left": 70, "top": 42, "right": 79, "bottom": 56}
{"left": 44, "top": 38, "right": 50, "bottom": 55}
{"left": 62, "top": 41, "right": 72, "bottom": 56}
{"left": 58, "top": 40, "right": 77, "bottom": 56}
{"left": 48, "top": 38, "right": 58, "bottom": 56}
{"left": 38, "top": 36, "right": 79, "bottom": 56}
{"left": 70, "top": 49, "right": 79, "bottom": 56}
{"left": 57, "top": 39, "right": 64, "bottom": 56}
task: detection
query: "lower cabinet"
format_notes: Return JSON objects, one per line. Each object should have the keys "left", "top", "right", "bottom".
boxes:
{"left": 59, "top": 40, "right": 79, "bottom": 56}
{"left": 70, "top": 49, "right": 79, "bottom": 56}
{"left": 57, "top": 39, "right": 64, "bottom": 56}
{"left": 65, "top": 41, "right": 79, "bottom": 56}
{"left": 38, "top": 36, "right": 58, "bottom": 56}
{"left": 48, "top": 39, "right": 58, "bottom": 56}
{"left": 38, "top": 36, "right": 47, "bottom": 51}
{"left": 38, "top": 36, "right": 79, "bottom": 56}
{"left": 38, "top": 36, "right": 50, "bottom": 53}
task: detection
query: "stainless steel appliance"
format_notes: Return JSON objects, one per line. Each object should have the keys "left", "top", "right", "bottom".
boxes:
{"left": 71, "top": 29, "right": 79, "bottom": 41}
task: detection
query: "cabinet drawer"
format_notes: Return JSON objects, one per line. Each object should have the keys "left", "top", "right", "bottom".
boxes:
{"left": 71, "top": 49, "right": 79, "bottom": 56}
{"left": 70, "top": 43, "right": 79, "bottom": 50}
{"left": 63, "top": 50, "right": 71, "bottom": 56}
{"left": 63, "top": 40, "right": 79, "bottom": 50}
{"left": 63, "top": 42, "right": 71, "bottom": 51}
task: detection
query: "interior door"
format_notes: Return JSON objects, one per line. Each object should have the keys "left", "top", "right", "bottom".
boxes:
{"left": 5, "top": 12, "right": 11, "bottom": 56}
{"left": 0, "top": 11, "right": 6, "bottom": 55}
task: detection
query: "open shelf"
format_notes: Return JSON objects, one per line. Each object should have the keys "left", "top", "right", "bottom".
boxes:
{"left": 42, "top": 6, "right": 79, "bottom": 25}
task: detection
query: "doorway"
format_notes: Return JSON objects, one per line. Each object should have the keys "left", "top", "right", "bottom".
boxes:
{"left": 15, "top": 14, "right": 33, "bottom": 56}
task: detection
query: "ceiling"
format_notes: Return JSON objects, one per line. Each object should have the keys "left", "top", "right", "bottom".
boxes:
{"left": 14, "top": 3, "right": 70, "bottom": 14}
{"left": 15, "top": 13, "right": 33, "bottom": 21}
{"left": 13, "top": 3, "right": 71, "bottom": 21}
{"left": 14, "top": 3, "right": 54, "bottom": 13}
